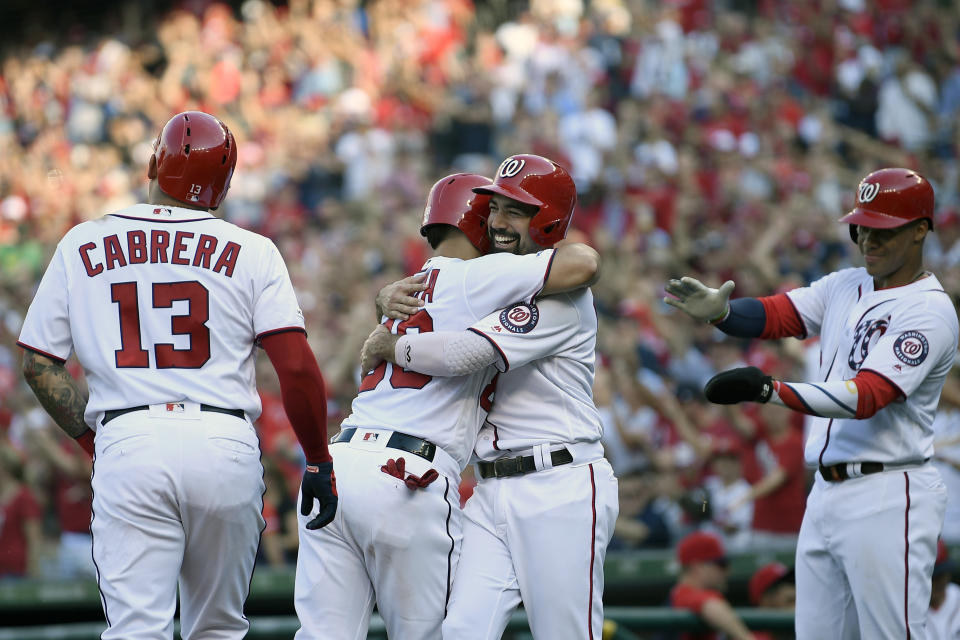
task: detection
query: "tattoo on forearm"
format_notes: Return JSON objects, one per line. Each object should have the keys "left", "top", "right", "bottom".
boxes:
{"left": 23, "top": 352, "right": 89, "bottom": 438}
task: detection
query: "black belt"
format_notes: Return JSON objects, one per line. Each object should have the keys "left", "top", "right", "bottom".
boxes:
{"left": 102, "top": 405, "right": 245, "bottom": 426}
{"left": 331, "top": 427, "right": 436, "bottom": 463}
{"left": 477, "top": 449, "right": 573, "bottom": 479}
{"left": 819, "top": 458, "right": 930, "bottom": 482}
{"left": 819, "top": 462, "right": 884, "bottom": 482}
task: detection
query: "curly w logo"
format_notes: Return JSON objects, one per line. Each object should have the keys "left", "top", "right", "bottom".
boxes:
{"left": 848, "top": 315, "right": 889, "bottom": 370}
{"left": 499, "top": 158, "right": 526, "bottom": 178}
{"left": 858, "top": 182, "right": 881, "bottom": 203}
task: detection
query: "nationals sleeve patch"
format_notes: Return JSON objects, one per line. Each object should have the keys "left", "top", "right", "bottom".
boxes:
{"left": 893, "top": 330, "right": 929, "bottom": 366}
{"left": 499, "top": 303, "right": 539, "bottom": 333}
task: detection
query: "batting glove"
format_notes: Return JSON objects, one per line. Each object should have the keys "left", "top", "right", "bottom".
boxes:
{"left": 663, "top": 277, "right": 735, "bottom": 324}
{"left": 704, "top": 367, "right": 774, "bottom": 405}
{"left": 301, "top": 461, "right": 338, "bottom": 530}
{"left": 380, "top": 457, "right": 439, "bottom": 491}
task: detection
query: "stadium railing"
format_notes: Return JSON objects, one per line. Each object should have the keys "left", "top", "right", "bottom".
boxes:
{"left": 0, "top": 608, "right": 796, "bottom": 640}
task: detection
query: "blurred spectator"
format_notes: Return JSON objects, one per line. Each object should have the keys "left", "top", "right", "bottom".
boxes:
{"left": 876, "top": 55, "right": 937, "bottom": 151}
{"left": 748, "top": 562, "right": 796, "bottom": 640}
{"left": 26, "top": 425, "right": 94, "bottom": 579}
{"left": 928, "top": 539, "right": 960, "bottom": 640}
{"left": 0, "top": 442, "right": 42, "bottom": 578}
{"left": 1, "top": 0, "right": 960, "bottom": 579}
{"left": 735, "top": 405, "right": 807, "bottom": 550}
{"left": 670, "top": 531, "right": 755, "bottom": 640}
{"left": 611, "top": 469, "right": 674, "bottom": 550}
{"left": 259, "top": 460, "right": 299, "bottom": 568}
{"left": 932, "top": 367, "right": 960, "bottom": 544}
{"left": 702, "top": 439, "right": 753, "bottom": 552}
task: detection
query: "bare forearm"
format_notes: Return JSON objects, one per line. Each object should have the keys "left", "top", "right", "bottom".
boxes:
{"left": 749, "top": 467, "right": 787, "bottom": 500}
{"left": 22, "top": 351, "right": 89, "bottom": 438}
{"left": 701, "top": 599, "right": 755, "bottom": 640}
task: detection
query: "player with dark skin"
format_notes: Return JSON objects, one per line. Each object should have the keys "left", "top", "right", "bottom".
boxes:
{"left": 856, "top": 219, "right": 930, "bottom": 288}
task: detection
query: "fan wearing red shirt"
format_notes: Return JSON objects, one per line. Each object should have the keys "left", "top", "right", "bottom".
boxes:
{"left": 670, "top": 531, "right": 756, "bottom": 640}
{"left": 0, "top": 447, "right": 42, "bottom": 578}
{"left": 728, "top": 406, "right": 806, "bottom": 549}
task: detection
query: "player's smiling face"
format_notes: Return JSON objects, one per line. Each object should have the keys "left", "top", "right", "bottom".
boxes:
{"left": 487, "top": 195, "right": 540, "bottom": 255}
{"left": 856, "top": 220, "right": 926, "bottom": 283}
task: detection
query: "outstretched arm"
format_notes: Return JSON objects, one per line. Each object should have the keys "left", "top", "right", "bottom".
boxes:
{"left": 21, "top": 350, "right": 95, "bottom": 456}
{"left": 704, "top": 366, "right": 901, "bottom": 419}
{"left": 664, "top": 277, "right": 806, "bottom": 339}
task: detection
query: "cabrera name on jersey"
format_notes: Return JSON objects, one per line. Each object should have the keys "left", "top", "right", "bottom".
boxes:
{"left": 787, "top": 267, "right": 959, "bottom": 466}
{"left": 18, "top": 204, "right": 305, "bottom": 428}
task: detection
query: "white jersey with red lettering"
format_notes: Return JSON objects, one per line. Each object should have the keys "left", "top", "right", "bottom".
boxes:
{"left": 296, "top": 248, "right": 556, "bottom": 640}
{"left": 785, "top": 267, "right": 958, "bottom": 466}
{"left": 341, "top": 249, "right": 556, "bottom": 469}
{"left": 18, "top": 203, "right": 305, "bottom": 640}
{"left": 784, "top": 267, "right": 957, "bottom": 640}
{"left": 442, "top": 289, "right": 618, "bottom": 640}
{"left": 18, "top": 203, "right": 304, "bottom": 427}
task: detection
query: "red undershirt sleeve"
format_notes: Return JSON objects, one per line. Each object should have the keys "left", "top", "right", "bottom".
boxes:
{"left": 260, "top": 330, "right": 331, "bottom": 463}
{"left": 758, "top": 293, "right": 807, "bottom": 339}
{"left": 853, "top": 369, "right": 903, "bottom": 419}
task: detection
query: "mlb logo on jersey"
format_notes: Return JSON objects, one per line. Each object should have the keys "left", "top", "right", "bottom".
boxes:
{"left": 165, "top": 403, "right": 186, "bottom": 413}
{"left": 362, "top": 432, "right": 379, "bottom": 442}
{"left": 153, "top": 207, "right": 173, "bottom": 216}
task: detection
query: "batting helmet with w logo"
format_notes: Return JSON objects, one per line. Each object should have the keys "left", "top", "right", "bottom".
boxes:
{"left": 839, "top": 168, "right": 934, "bottom": 242}
{"left": 473, "top": 154, "right": 577, "bottom": 247}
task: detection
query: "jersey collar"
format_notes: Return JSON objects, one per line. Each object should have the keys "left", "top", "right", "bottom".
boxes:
{"left": 107, "top": 203, "right": 217, "bottom": 223}
{"left": 866, "top": 269, "right": 943, "bottom": 294}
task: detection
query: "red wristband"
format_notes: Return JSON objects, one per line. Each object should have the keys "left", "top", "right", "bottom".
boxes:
{"left": 75, "top": 429, "right": 95, "bottom": 457}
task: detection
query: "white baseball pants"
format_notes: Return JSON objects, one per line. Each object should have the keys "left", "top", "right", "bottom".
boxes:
{"left": 795, "top": 464, "right": 946, "bottom": 640}
{"left": 442, "top": 458, "right": 618, "bottom": 640}
{"left": 295, "top": 436, "right": 463, "bottom": 640}
{"left": 90, "top": 408, "right": 264, "bottom": 640}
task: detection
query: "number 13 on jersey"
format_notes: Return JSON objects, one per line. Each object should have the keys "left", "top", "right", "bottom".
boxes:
{"left": 111, "top": 280, "right": 211, "bottom": 369}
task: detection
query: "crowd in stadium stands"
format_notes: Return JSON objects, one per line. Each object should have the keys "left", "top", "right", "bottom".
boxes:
{"left": 2, "top": 0, "right": 960, "bottom": 583}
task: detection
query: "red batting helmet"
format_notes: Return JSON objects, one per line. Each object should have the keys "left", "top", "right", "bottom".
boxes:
{"left": 421, "top": 173, "right": 493, "bottom": 253}
{"left": 839, "top": 168, "right": 934, "bottom": 242}
{"left": 154, "top": 111, "right": 238, "bottom": 210}
{"left": 474, "top": 154, "right": 577, "bottom": 247}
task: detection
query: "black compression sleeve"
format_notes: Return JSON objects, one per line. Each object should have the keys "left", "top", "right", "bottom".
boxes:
{"left": 714, "top": 297, "right": 766, "bottom": 338}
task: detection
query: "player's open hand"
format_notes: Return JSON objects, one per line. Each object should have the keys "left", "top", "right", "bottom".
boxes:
{"left": 376, "top": 273, "right": 427, "bottom": 320}
{"left": 663, "top": 277, "right": 735, "bottom": 323}
{"left": 301, "top": 461, "right": 338, "bottom": 530}
{"left": 361, "top": 324, "right": 398, "bottom": 375}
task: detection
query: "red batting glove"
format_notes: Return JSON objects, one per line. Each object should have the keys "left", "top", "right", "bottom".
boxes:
{"left": 404, "top": 469, "right": 439, "bottom": 490}
{"left": 381, "top": 457, "right": 406, "bottom": 479}
{"left": 380, "top": 457, "right": 439, "bottom": 490}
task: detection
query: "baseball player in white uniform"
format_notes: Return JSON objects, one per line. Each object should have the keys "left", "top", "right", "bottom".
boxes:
{"left": 364, "top": 155, "right": 620, "bottom": 640}
{"left": 17, "top": 112, "right": 337, "bottom": 640}
{"left": 294, "top": 170, "right": 601, "bottom": 640}
{"left": 664, "top": 168, "right": 958, "bottom": 639}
